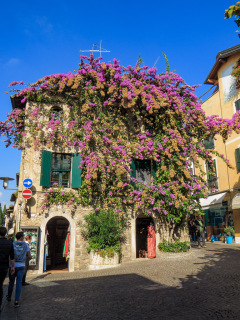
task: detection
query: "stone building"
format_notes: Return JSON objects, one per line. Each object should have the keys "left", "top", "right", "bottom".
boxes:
{"left": 10, "top": 93, "right": 189, "bottom": 274}
{"left": 199, "top": 44, "right": 240, "bottom": 242}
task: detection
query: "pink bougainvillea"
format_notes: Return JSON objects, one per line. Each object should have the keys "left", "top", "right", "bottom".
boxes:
{"left": 1, "top": 55, "right": 240, "bottom": 223}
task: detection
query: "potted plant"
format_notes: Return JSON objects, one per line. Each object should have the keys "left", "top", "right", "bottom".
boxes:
{"left": 81, "top": 208, "right": 127, "bottom": 269}
{"left": 224, "top": 226, "right": 235, "bottom": 244}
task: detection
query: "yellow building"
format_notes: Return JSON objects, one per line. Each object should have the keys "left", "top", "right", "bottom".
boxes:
{"left": 200, "top": 44, "right": 240, "bottom": 242}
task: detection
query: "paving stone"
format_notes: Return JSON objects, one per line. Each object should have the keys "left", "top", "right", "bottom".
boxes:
{"left": 1, "top": 242, "right": 240, "bottom": 319}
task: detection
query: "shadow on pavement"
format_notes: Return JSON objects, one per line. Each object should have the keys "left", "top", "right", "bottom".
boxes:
{"left": 1, "top": 245, "right": 240, "bottom": 320}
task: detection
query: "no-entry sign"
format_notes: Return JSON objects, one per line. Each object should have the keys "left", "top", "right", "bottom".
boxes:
{"left": 22, "top": 189, "right": 32, "bottom": 199}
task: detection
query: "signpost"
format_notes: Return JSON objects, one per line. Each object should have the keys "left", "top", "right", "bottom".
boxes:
{"left": 22, "top": 189, "right": 32, "bottom": 199}
{"left": 23, "top": 178, "right": 33, "bottom": 188}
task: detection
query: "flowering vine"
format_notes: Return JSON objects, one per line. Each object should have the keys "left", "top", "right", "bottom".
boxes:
{"left": 1, "top": 55, "right": 239, "bottom": 224}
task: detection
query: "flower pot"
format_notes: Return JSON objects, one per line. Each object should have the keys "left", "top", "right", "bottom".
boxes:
{"left": 89, "top": 250, "right": 120, "bottom": 270}
{"left": 226, "top": 236, "right": 233, "bottom": 244}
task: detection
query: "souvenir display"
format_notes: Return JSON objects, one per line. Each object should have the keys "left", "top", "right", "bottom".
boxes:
{"left": 20, "top": 226, "right": 39, "bottom": 266}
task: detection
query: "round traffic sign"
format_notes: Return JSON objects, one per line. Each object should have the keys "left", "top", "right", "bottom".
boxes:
{"left": 22, "top": 189, "right": 32, "bottom": 199}
{"left": 23, "top": 178, "right": 33, "bottom": 188}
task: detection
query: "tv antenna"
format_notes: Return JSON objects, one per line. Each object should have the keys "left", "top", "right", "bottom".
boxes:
{"left": 80, "top": 41, "right": 110, "bottom": 57}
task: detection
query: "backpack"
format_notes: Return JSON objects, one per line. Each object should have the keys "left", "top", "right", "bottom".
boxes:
{"left": 13, "top": 241, "right": 28, "bottom": 263}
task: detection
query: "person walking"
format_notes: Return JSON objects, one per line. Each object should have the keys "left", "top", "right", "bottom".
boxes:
{"left": 7, "top": 232, "right": 31, "bottom": 308}
{"left": 195, "top": 214, "right": 206, "bottom": 248}
{"left": 0, "top": 227, "right": 15, "bottom": 312}
{"left": 22, "top": 235, "right": 32, "bottom": 286}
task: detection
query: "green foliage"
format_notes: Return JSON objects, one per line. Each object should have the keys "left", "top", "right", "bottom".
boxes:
{"left": 225, "top": 2, "right": 240, "bottom": 37}
{"left": 158, "top": 239, "right": 190, "bottom": 253}
{"left": 80, "top": 209, "right": 128, "bottom": 255}
{"left": 0, "top": 203, "right": 4, "bottom": 227}
{"left": 224, "top": 226, "right": 235, "bottom": 236}
{"left": 162, "top": 52, "right": 170, "bottom": 73}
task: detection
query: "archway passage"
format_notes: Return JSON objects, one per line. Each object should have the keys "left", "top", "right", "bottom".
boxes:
{"left": 45, "top": 216, "right": 69, "bottom": 271}
{"left": 136, "top": 216, "right": 154, "bottom": 258}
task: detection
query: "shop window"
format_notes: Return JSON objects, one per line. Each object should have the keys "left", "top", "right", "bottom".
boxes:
{"left": 206, "top": 159, "right": 218, "bottom": 190}
{"left": 235, "top": 99, "right": 240, "bottom": 112}
{"left": 130, "top": 159, "right": 157, "bottom": 186}
{"left": 235, "top": 148, "right": 240, "bottom": 172}
{"left": 204, "top": 137, "right": 215, "bottom": 150}
{"left": 40, "top": 150, "right": 82, "bottom": 188}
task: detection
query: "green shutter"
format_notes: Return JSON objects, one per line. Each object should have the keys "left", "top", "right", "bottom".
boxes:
{"left": 152, "top": 161, "right": 158, "bottom": 180}
{"left": 71, "top": 153, "right": 82, "bottom": 188}
{"left": 40, "top": 150, "right": 52, "bottom": 187}
{"left": 235, "top": 148, "right": 240, "bottom": 171}
{"left": 130, "top": 159, "right": 136, "bottom": 188}
{"left": 235, "top": 99, "right": 240, "bottom": 111}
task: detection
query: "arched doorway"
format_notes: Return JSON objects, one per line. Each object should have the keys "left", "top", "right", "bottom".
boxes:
{"left": 45, "top": 216, "right": 69, "bottom": 271}
{"left": 136, "top": 216, "right": 154, "bottom": 258}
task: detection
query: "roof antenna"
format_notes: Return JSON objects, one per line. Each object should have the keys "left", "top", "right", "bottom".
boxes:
{"left": 153, "top": 56, "right": 160, "bottom": 68}
{"left": 80, "top": 41, "right": 110, "bottom": 57}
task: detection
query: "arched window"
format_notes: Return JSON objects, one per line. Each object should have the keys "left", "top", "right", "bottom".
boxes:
{"left": 50, "top": 106, "right": 63, "bottom": 120}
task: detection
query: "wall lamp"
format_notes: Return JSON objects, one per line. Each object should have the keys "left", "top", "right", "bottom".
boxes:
{"left": 0, "top": 177, "right": 17, "bottom": 190}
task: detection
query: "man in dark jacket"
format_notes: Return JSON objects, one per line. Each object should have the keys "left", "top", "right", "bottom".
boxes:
{"left": 195, "top": 214, "right": 206, "bottom": 248}
{"left": 0, "top": 227, "right": 15, "bottom": 311}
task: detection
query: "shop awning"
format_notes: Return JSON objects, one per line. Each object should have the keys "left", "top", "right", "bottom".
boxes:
{"left": 200, "top": 192, "right": 227, "bottom": 209}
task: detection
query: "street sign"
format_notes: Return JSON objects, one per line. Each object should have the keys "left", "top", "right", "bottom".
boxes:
{"left": 23, "top": 178, "right": 33, "bottom": 188}
{"left": 22, "top": 189, "right": 32, "bottom": 199}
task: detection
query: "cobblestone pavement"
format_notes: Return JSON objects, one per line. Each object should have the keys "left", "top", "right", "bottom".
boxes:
{"left": 1, "top": 242, "right": 240, "bottom": 320}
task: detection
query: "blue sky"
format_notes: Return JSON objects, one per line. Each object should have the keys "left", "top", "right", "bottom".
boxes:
{"left": 0, "top": 0, "right": 239, "bottom": 206}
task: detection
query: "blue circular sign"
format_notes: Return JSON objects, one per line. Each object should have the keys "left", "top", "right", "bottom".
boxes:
{"left": 23, "top": 178, "right": 33, "bottom": 188}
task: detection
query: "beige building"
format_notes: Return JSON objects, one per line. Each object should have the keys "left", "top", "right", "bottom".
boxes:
{"left": 10, "top": 99, "right": 188, "bottom": 274}
{"left": 200, "top": 44, "right": 240, "bottom": 242}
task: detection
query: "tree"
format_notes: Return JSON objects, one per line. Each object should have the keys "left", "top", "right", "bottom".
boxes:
{"left": 0, "top": 204, "right": 6, "bottom": 227}
{"left": 225, "top": 2, "right": 240, "bottom": 37}
{"left": 0, "top": 56, "right": 239, "bottom": 226}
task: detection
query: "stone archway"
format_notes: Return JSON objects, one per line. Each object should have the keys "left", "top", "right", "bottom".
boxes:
{"left": 38, "top": 211, "right": 76, "bottom": 274}
{"left": 45, "top": 216, "right": 69, "bottom": 271}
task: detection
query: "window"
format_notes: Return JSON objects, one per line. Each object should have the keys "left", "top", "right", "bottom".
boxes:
{"left": 235, "top": 148, "right": 240, "bottom": 172}
{"left": 206, "top": 159, "right": 218, "bottom": 190}
{"left": 51, "top": 153, "right": 71, "bottom": 187}
{"left": 235, "top": 99, "right": 240, "bottom": 112}
{"left": 130, "top": 159, "right": 157, "bottom": 186}
{"left": 204, "top": 137, "right": 214, "bottom": 150}
{"left": 40, "top": 151, "right": 82, "bottom": 188}
{"left": 50, "top": 106, "right": 63, "bottom": 120}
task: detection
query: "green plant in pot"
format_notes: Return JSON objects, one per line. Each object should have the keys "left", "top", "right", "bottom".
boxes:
{"left": 80, "top": 208, "right": 128, "bottom": 258}
{"left": 224, "top": 226, "right": 235, "bottom": 237}
{"left": 224, "top": 226, "right": 235, "bottom": 244}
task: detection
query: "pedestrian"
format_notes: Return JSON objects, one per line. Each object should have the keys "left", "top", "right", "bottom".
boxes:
{"left": 147, "top": 222, "right": 156, "bottom": 258}
{"left": 22, "top": 235, "right": 32, "bottom": 286}
{"left": 7, "top": 232, "right": 31, "bottom": 308}
{"left": 0, "top": 227, "right": 15, "bottom": 312}
{"left": 195, "top": 214, "right": 206, "bottom": 248}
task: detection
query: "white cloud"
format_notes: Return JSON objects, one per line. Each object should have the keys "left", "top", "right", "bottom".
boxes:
{"left": 35, "top": 16, "right": 53, "bottom": 33}
{"left": 5, "top": 58, "right": 20, "bottom": 66}
{"left": 0, "top": 192, "right": 2, "bottom": 198}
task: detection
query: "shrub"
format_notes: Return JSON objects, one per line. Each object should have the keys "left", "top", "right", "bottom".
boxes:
{"left": 80, "top": 209, "right": 127, "bottom": 256}
{"left": 158, "top": 239, "right": 190, "bottom": 253}
{"left": 224, "top": 226, "right": 235, "bottom": 237}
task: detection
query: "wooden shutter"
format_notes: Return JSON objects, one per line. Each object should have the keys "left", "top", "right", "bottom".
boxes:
{"left": 152, "top": 161, "right": 158, "bottom": 180}
{"left": 71, "top": 153, "right": 82, "bottom": 188}
{"left": 235, "top": 148, "right": 240, "bottom": 171}
{"left": 235, "top": 99, "right": 240, "bottom": 111}
{"left": 40, "top": 150, "right": 52, "bottom": 187}
{"left": 130, "top": 159, "right": 136, "bottom": 188}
